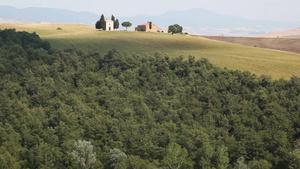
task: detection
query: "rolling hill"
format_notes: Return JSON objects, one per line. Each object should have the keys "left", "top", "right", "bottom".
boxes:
{"left": 1, "top": 23, "right": 300, "bottom": 79}
{"left": 1, "top": 27, "right": 299, "bottom": 169}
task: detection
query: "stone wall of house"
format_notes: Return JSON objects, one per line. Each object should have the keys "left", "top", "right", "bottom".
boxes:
{"left": 135, "top": 25, "right": 146, "bottom": 31}
{"left": 135, "top": 24, "right": 159, "bottom": 32}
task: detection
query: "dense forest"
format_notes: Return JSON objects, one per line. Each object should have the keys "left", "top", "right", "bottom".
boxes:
{"left": 0, "top": 29, "right": 299, "bottom": 169}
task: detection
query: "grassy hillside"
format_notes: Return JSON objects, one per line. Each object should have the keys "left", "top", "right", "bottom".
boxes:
{"left": 1, "top": 23, "right": 300, "bottom": 79}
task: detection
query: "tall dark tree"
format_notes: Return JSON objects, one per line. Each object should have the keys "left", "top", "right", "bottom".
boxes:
{"left": 100, "top": 14, "right": 106, "bottom": 30}
{"left": 95, "top": 14, "right": 106, "bottom": 30}
{"left": 111, "top": 15, "right": 115, "bottom": 22}
{"left": 114, "top": 19, "right": 120, "bottom": 30}
{"left": 95, "top": 20, "right": 101, "bottom": 29}
{"left": 111, "top": 15, "right": 116, "bottom": 30}
{"left": 149, "top": 21, "right": 152, "bottom": 31}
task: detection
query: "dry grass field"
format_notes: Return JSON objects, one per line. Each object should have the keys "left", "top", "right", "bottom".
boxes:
{"left": 1, "top": 23, "right": 300, "bottom": 79}
{"left": 255, "top": 28, "right": 300, "bottom": 38}
{"left": 203, "top": 36, "right": 300, "bottom": 54}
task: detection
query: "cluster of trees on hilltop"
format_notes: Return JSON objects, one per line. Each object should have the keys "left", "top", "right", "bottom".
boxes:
{"left": 95, "top": 14, "right": 119, "bottom": 30}
{"left": 95, "top": 14, "right": 133, "bottom": 31}
{"left": 0, "top": 29, "right": 299, "bottom": 169}
{"left": 168, "top": 24, "right": 183, "bottom": 34}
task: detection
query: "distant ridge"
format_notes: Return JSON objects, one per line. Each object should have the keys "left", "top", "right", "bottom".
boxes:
{"left": 0, "top": 5, "right": 300, "bottom": 36}
{"left": 0, "top": 17, "right": 34, "bottom": 24}
{"left": 255, "top": 28, "right": 300, "bottom": 38}
{"left": 0, "top": 6, "right": 99, "bottom": 25}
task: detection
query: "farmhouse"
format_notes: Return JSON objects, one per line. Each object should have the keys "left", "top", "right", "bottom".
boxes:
{"left": 135, "top": 22, "right": 167, "bottom": 33}
{"left": 105, "top": 19, "right": 114, "bottom": 31}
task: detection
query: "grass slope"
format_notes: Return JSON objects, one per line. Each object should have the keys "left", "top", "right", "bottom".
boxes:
{"left": 1, "top": 23, "right": 300, "bottom": 79}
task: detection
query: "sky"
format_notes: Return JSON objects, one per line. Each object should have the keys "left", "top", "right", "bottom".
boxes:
{"left": 0, "top": 0, "right": 299, "bottom": 21}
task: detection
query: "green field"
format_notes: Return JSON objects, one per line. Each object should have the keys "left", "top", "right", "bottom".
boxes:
{"left": 1, "top": 23, "right": 300, "bottom": 79}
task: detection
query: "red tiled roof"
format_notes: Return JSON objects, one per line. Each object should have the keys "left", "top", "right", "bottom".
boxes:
{"left": 138, "top": 23, "right": 157, "bottom": 27}
{"left": 138, "top": 23, "right": 149, "bottom": 26}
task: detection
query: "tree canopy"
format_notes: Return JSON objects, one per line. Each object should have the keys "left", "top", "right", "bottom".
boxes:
{"left": 121, "top": 21, "right": 132, "bottom": 30}
{"left": 168, "top": 24, "right": 183, "bottom": 34}
{"left": 114, "top": 19, "right": 120, "bottom": 30}
{"left": 0, "top": 29, "right": 299, "bottom": 169}
{"left": 95, "top": 14, "right": 106, "bottom": 30}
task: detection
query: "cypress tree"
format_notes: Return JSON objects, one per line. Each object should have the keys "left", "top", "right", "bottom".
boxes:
{"left": 95, "top": 20, "right": 101, "bottom": 29}
{"left": 100, "top": 14, "right": 106, "bottom": 30}
{"left": 114, "top": 19, "right": 119, "bottom": 30}
{"left": 149, "top": 21, "right": 152, "bottom": 31}
{"left": 95, "top": 14, "right": 106, "bottom": 30}
{"left": 111, "top": 15, "right": 115, "bottom": 22}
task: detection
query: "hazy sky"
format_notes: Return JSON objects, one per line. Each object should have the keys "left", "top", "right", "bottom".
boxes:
{"left": 1, "top": 0, "right": 299, "bottom": 21}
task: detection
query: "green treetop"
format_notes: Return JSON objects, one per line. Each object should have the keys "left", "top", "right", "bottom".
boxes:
{"left": 121, "top": 21, "right": 132, "bottom": 31}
